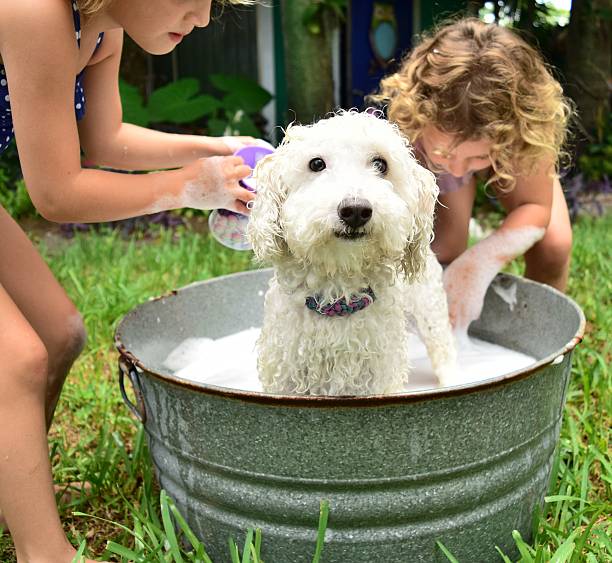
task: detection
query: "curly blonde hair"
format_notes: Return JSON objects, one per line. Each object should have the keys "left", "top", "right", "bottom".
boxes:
{"left": 77, "top": 0, "right": 255, "bottom": 17}
{"left": 377, "top": 18, "right": 572, "bottom": 190}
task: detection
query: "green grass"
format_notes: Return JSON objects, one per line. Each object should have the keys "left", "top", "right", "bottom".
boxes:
{"left": 0, "top": 216, "right": 610, "bottom": 562}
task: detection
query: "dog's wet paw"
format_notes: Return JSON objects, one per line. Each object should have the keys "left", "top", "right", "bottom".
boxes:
{"left": 435, "top": 364, "right": 460, "bottom": 389}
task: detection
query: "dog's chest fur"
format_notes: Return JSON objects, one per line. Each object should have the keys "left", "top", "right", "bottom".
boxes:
{"left": 257, "top": 276, "right": 410, "bottom": 395}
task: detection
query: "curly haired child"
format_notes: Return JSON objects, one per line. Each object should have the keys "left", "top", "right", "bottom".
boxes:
{"left": 378, "top": 17, "right": 573, "bottom": 334}
{"left": 0, "top": 0, "right": 256, "bottom": 561}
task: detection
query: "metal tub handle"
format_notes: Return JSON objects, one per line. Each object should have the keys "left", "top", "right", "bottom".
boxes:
{"left": 118, "top": 355, "right": 147, "bottom": 424}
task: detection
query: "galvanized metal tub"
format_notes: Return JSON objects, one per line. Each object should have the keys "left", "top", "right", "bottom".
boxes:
{"left": 115, "top": 269, "right": 584, "bottom": 563}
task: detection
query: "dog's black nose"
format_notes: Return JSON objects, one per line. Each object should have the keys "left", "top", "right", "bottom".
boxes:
{"left": 337, "top": 198, "right": 373, "bottom": 229}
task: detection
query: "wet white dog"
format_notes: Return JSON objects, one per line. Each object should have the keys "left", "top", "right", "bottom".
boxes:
{"left": 248, "top": 111, "right": 456, "bottom": 395}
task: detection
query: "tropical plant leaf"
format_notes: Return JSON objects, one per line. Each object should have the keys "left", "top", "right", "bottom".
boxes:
{"left": 207, "top": 118, "right": 231, "bottom": 137}
{"left": 148, "top": 79, "right": 220, "bottom": 123}
{"left": 119, "top": 79, "right": 149, "bottom": 127}
{"left": 210, "top": 74, "right": 272, "bottom": 112}
{"left": 229, "top": 112, "right": 260, "bottom": 137}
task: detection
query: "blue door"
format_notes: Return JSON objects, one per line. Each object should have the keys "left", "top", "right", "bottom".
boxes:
{"left": 346, "top": 1, "right": 414, "bottom": 108}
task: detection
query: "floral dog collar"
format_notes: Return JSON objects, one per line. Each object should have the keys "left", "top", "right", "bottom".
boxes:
{"left": 305, "top": 287, "right": 376, "bottom": 317}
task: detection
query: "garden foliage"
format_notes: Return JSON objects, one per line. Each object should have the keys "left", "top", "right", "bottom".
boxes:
{"left": 119, "top": 74, "right": 272, "bottom": 137}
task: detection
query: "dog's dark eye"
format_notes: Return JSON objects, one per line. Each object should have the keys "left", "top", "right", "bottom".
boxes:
{"left": 372, "top": 157, "right": 388, "bottom": 175}
{"left": 309, "top": 157, "right": 326, "bottom": 172}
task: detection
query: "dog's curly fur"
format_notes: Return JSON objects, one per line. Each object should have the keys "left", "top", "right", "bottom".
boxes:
{"left": 248, "top": 111, "right": 457, "bottom": 395}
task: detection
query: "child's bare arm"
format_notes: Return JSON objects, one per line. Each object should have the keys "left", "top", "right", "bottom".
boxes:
{"left": 443, "top": 164, "right": 554, "bottom": 332}
{"left": 1, "top": 10, "right": 252, "bottom": 223}
{"left": 78, "top": 31, "right": 257, "bottom": 170}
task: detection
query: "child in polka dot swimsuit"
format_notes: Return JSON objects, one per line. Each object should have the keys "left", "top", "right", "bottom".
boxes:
{"left": 0, "top": 1, "right": 256, "bottom": 561}
{"left": 0, "top": 4, "right": 105, "bottom": 150}
{"left": 378, "top": 18, "right": 573, "bottom": 334}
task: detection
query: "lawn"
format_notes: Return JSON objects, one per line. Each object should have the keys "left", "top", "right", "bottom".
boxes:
{"left": 0, "top": 213, "right": 610, "bottom": 562}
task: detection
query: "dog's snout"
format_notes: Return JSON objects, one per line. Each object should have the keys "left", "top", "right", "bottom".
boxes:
{"left": 337, "top": 198, "right": 373, "bottom": 229}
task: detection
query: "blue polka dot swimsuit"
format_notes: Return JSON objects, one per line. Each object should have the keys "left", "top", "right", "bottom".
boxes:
{"left": 0, "top": 2, "right": 104, "bottom": 154}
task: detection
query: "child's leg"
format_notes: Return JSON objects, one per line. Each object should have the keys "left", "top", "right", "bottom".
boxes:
{"left": 498, "top": 179, "right": 572, "bottom": 291}
{"left": 0, "top": 207, "right": 94, "bottom": 560}
{"left": 431, "top": 177, "right": 477, "bottom": 264}
{"left": 524, "top": 179, "right": 572, "bottom": 290}
{"left": 0, "top": 206, "right": 86, "bottom": 428}
{"left": 0, "top": 285, "right": 76, "bottom": 560}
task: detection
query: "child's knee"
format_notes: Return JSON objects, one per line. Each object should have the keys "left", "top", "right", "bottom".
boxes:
{"left": 2, "top": 333, "right": 49, "bottom": 394}
{"left": 50, "top": 310, "right": 87, "bottom": 365}
{"left": 64, "top": 311, "right": 87, "bottom": 360}
{"left": 531, "top": 225, "right": 573, "bottom": 269}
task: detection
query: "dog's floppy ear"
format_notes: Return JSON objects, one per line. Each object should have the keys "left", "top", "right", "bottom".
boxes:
{"left": 400, "top": 161, "right": 438, "bottom": 281}
{"left": 247, "top": 149, "right": 289, "bottom": 262}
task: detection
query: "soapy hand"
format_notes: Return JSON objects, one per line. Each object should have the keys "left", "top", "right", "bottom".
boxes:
{"left": 181, "top": 155, "right": 254, "bottom": 214}
{"left": 443, "top": 226, "right": 545, "bottom": 335}
{"left": 443, "top": 249, "right": 498, "bottom": 335}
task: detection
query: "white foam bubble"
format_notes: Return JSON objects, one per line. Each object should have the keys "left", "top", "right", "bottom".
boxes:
{"left": 163, "top": 327, "right": 536, "bottom": 393}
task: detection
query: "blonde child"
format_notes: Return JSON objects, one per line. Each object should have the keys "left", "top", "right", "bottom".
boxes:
{"left": 0, "top": 0, "right": 257, "bottom": 561}
{"left": 378, "top": 18, "right": 573, "bottom": 332}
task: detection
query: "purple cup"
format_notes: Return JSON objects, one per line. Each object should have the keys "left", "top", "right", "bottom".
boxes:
{"left": 235, "top": 143, "right": 275, "bottom": 192}
{"left": 208, "top": 141, "right": 275, "bottom": 251}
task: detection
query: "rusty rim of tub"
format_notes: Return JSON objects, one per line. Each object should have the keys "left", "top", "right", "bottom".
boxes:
{"left": 114, "top": 271, "right": 585, "bottom": 408}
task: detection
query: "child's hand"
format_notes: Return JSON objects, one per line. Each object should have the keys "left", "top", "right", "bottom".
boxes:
{"left": 443, "top": 252, "right": 495, "bottom": 333}
{"left": 180, "top": 155, "right": 254, "bottom": 214}
{"left": 443, "top": 225, "right": 545, "bottom": 334}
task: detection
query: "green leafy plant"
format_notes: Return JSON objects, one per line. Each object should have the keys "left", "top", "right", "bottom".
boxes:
{"left": 120, "top": 74, "right": 272, "bottom": 137}
{"left": 206, "top": 74, "right": 273, "bottom": 137}
{"left": 120, "top": 78, "right": 220, "bottom": 127}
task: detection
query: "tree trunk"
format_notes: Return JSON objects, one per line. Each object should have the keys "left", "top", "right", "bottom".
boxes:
{"left": 565, "top": 0, "right": 611, "bottom": 143}
{"left": 280, "top": 0, "right": 335, "bottom": 123}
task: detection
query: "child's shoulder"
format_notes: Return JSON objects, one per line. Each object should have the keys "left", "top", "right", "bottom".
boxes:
{"left": 0, "top": 0, "right": 82, "bottom": 71}
{"left": 0, "top": 0, "right": 74, "bottom": 38}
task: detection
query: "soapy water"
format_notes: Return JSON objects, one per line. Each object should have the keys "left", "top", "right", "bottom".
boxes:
{"left": 163, "top": 328, "right": 536, "bottom": 393}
